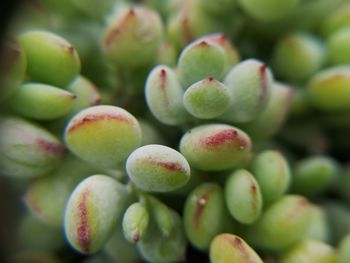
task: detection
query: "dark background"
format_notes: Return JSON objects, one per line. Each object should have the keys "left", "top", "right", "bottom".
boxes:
{"left": 0, "top": 1, "right": 23, "bottom": 262}
{"left": 0, "top": 0, "right": 22, "bottom": 47}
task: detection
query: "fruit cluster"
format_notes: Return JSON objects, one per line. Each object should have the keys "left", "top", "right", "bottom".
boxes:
{"left": 1, "top": 0, "right": 350, "bottom": 262}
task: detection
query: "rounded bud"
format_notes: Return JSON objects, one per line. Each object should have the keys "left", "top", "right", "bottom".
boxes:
{"left": 225, "top": 169, "right": 263, "bottom": 224}
{"left": 178, "top": 39, "right": 226, "bottom": 88}
{"left": 65, "top": 105, "right": 141, "bottom": 168}
{"left": 272, "top": 32, "right": 325, "bottom": 82}
{"left": 180, "top": 124, "right": 252, "bottom": 171}
{"left": 126, "top": 144, "right": 190, "bottom": 192}
{"left": 19, "top": 30, "right": 80, "bottom": 87}
{"left": 183, "top": 77, "right": 231, "bottom": 119}
{"left": 0, "top": 116, "right": 65, "bottom": 178}
{"left": 247, "top": 195, "right": 312, "bottom": 251}
{"left": 122, "top": 202, "right": 149, "bottom": 243}
{"left": 103, "top": 7, "right": 163, "bottom": 69}
{"left": 221, "top": 59, "right": 273, "bottom": 123}
{"left": 64, "top": 175, "right": 130, "bottom": 254}
{"left": 8, "top": 83, "right": 76, "bottom": 120}
{"left": 145, "top": 65, "right": 189, "bottom": 125}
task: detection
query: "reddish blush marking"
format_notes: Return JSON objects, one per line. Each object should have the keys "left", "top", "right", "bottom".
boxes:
{"left": 224, "top": 235, "right": 250, "bottom": 259}
{"left": 198, "top": 40, "right": 209, "bottom": 47}
{"left": 259, "top": 64, "right": 268, "bottom": 105}
{"left": 77, "top": 189, "right": 90, "bottom": 253}
{"left": 35, "top": 139, "right": 66, "bottom": 157}
{"left": 104, "top": 9, "right": 136, "bottom": 47}
{"left": 286, "top": 198, "right": 309, "bottom": 221}
{"left": 56, "top": 41, "right": 75, "bottom": 55}
{"left": 212, "top": 34, "right": 228, "bottom": 44}
{"left": 209, "top": 34, "right": 239, "bottom": 53}
{"left": 133, "top": 231, "right": 140, "bottom": 243}
{"left": 68, "top": 46, "right": 75, "bottom": 55}
{"left": 201, "top": 129, "right": 247, "bottom": 148}
{"left": 249, "top": 181, "right": 259, "bottom": 209}
{"left": 193, "top": 186, "right": 215, "bottom": 228}
{"left": 208, "top": 77, "right": 214, "bottom": 81}
{"left": 155, "top": 161, "right": 185, "bottom": 173}
{"left": 158, "top": 68, "right": 169, "bottom": 105}
{"left": 250, "top": 183, "right": 257, "bottom": 195}
{"left": 159, "top": 69, "right": 167, "bottom": 90}
{"left": 148, "top": 157, "right": 186, "bottom": 173}
{"left": 67, "top": 114, "right": 130, "bottom": 133}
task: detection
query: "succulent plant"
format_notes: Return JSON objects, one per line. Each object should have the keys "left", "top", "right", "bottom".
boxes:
{"left": 2, "top": 1, "right": 350, "bottom": 262}
{"left": 18, "top": 30, "right": 81, "bottom": 87}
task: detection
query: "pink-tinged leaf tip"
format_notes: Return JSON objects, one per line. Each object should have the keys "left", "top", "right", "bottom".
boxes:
{"left": 193, "top": 187, "right": 215, "bottom": 228}
{"left": 77, "top": 190, "right": 90, "bottom": 254}
{"left": 67, "top": 114, "right": 131, "bottom": 134}
{"left": 35, "top": 139, "right": 66, "bottom": 157}
{"left": 201, "top": 129, "right": 247, "bottom": 148}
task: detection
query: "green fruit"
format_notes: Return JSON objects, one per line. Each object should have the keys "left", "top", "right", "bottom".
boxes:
{"left": 180, "top": 124, "right": 252, "bottom": 171}
{"left": 0, "top": 116, "right": 65, "bottom": 178}
{"left": 8, "top": 83, "right": 76, "bottom": 120}
{"left": 183, "top": 77, "right": 231, "bottom": 119}
{"left": 126, "top": 144, "right": 190, "bottom": 192}
{"left": 19, "top": 30, "right": 81, "bottom": 87}
{"left": 122, "top": 202, "right": 150, "bottom": 243}
{"left": 145, "top": 65, "right": 189, "bottom": 125}
{"left": 65, "top": 105, "right": 142, "bottom": 169}
{"left": 183, "top": 183, "right": 233, "bottom": 250}
{"left": 307, "top": 66, "right": 350, "bottom": 112}
{"left": 247, "top": 195, "right": 312, "bottom": 251}
{"left": 103, "top": 6, "right": 163, "bottom": 69}
{"left": 272, "top": 32, "right": 325, "bottom": 82}
{"left": 225, "top": 169, "right": 263, "bottom": 224}
{"left": 178, "top": 38, "right": 226, "bottom": 87}
{"left": 221, "top": 59, "right": 274, "bottom": 123}
{"left": 64, "top": 175, "right": 131, "bottom": 254}
{"left": 292, "top": 156, "right": 339, "bottom": 197}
